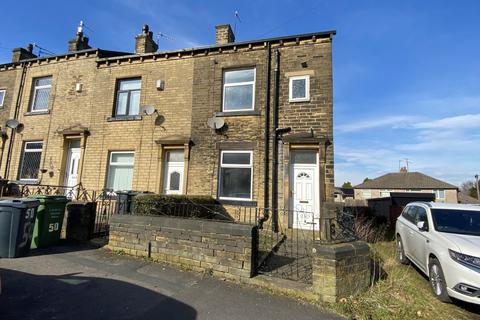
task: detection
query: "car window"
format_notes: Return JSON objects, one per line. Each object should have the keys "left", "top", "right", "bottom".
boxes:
{"left": 415, "top": 207, "right": 429, "bottom": 229}
{"left": 402, "top": 206, "right": 416, "bottom": 224}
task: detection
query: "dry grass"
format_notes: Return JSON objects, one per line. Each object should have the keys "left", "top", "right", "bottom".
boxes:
{"left": 331, "top": 241, "right": 480, "bottom": 320}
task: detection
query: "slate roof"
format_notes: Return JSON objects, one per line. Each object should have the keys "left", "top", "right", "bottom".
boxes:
{"left": 354, "top": 172, "right": 458, "bottom": 190}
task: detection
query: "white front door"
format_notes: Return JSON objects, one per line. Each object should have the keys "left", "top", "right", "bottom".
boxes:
{"left": 64, "top": 140, "right": 81, "bottom": 188}
{"left": 163, "top": 150, "right": 185, "bottom": 195}
{"left": 290, "top": 150, "right": 319, "bottom": 230}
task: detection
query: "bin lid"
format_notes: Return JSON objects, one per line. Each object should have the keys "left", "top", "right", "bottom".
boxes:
{"left": 0, "top": 198, "right": 40, "bottom": 208}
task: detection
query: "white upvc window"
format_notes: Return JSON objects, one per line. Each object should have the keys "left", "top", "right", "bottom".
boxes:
{"left": 218, "top": 150, "right": 253, "bottom": 201}
{"left": 0, "top": 90, "right": 5, "bottom": 108}
{"left": 222, "top": 68, "right": 256, "bottom": 112}
{"left": 289, "top": 75, "right": 310, "bottom": 102}
{"left": 106, "top": 151, "right": 135, "bottom": 191}
{"left": 19, "top": 141, "right": 43, "bottom": 181}
{"left": 30, "top": 77, "right": 52, "bottom": 112}
{"left": 362, "top": 190, "right": 372, "bottom": 199}
{"left": 380, "top": 189, "right": 391, "bottom": 197}
{"left": 434, "top": 189, "right": 445, "bottom": 200}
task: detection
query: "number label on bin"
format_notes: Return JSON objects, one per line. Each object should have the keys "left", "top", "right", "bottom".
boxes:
{"left": 48, "top": 223, "right": 59, "bottom": 232}
{"left": 19, "top": 208, "right": 36, "bottom": 248}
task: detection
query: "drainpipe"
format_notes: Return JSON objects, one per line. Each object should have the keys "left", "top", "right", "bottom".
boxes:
{"left": 271, "top": 49, "right": 280, "bottom": 233}
{"left": 261, "top": 43, "right": 271, "bottom": 223}
{"left": 4, "top": 63, "right": 27, "bottom": 179}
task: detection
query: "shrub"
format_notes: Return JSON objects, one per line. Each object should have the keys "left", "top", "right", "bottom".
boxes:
{"left": 132, "top": 194, "right": 234, "bottom": 221}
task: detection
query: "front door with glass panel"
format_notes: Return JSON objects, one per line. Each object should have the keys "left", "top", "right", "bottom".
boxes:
{"left": 163, "top": 150, "right": 184, "bottom": 195}
{"left": 290, "top": 150, "right": 320, "bottom": 230}
{"left": 64, "top": 140, "right": 81, "bottom": 188}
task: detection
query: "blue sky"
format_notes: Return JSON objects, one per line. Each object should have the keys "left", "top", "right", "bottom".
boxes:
{"left": 1, "top": 0, "right": 479, "bottom": 187}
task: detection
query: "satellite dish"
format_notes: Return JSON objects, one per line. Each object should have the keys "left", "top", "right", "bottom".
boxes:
{"left": 141, "top": 105, "right": 156, "bottom": 115}
{"left": 207, "top": 116, "right": 225, "bottom": 130}
{"left": 155, "top": 114, "right": 165, "bottom": 126}
{"left": 6, "top": 119, "right": 19, "bottom": 129}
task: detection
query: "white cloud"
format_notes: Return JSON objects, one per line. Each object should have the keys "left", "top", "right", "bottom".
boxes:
{"left": 412, "top": 113, "right": 480, "bottom": 130}
{"left": 336, "top": 115, "right": 419, "bottom": 133}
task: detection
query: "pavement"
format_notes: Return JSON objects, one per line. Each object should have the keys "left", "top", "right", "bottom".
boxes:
{"left": 0, "top": 243, "right": 341, "bottom": 320}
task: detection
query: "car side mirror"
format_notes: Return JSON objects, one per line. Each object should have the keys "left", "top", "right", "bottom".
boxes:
{"left": 416, "top": 221, "right": 428, "bottom": 231}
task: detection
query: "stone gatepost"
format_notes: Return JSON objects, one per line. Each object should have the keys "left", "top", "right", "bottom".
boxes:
{"left": 312, "top": 241, "right": 371, "bottom": 303}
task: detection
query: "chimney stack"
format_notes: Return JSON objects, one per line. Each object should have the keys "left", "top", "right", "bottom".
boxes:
{"left": 11, "top": 43, "right": 37, "bottom": 63}
{"left": 68, "top": 21, "right": 91, "bottom": 52}
{"left": 135, "top": 25, "right": 158, "bottom": 54}
{"left": 215, "top": 24, "right": 235, "bottom": 44}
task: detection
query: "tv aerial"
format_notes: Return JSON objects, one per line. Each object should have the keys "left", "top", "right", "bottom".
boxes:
{"left": 207, "top": 115, "right": 225, "bottom": 130}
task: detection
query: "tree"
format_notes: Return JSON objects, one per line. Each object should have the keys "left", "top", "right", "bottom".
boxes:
{"left": 342, "top": 181, "right": 353, "bottom": 188}
{"left": 363, "top": 177, "right": 370, "bottom": 183}
{"left": 460, "top": 180, "right": 478, "bottom": 199}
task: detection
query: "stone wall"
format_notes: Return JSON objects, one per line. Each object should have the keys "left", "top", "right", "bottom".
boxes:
{"left": 107, "top": 214, "right": 257, "bottom": 281}
{"left": 312, "top": 241, "right": 371, "bottom": 303}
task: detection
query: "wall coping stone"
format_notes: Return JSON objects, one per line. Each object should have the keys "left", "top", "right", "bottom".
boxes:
{"left": 313, "top": 240, "right": 370, "bottom": 260}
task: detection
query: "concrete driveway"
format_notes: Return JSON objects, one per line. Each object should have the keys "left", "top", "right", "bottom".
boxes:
{"left": 0, "top": 243, "right": 341, "bottom": 320}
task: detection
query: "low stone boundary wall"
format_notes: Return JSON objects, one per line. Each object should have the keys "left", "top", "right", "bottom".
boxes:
{"left": 107, "top": 215, "right": 257, "bottom": 281}
{"left": 312, "top": 241, "right": 371, "bottom": 302}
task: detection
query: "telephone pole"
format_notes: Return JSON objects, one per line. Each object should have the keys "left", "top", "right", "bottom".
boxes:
{"left": 475, "top": 174, "right": 479, "bottom": 200}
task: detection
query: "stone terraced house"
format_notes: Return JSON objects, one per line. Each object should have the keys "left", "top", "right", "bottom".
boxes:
{"left": 0, "top": 23, "right": 335, "bottom": 227}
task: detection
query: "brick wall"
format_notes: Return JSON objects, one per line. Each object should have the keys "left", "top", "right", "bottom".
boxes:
{"left": 107, "top": 214, "right": 257, "bottom": 281}
{"left": 2, "top": 32, "right": 335, "bottom": 214}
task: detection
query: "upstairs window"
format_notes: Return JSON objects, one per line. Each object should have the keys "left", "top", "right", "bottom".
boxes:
{"left": 106, "top": 152, "right": 135, "bottom": 191}
{"left": 115, "top": 78, "right": 141, "bottom": 116}
{"left": 0, "top": 90, "right": 5, "bottom": 108}
{"left": 30, "top": 77, "right": 52, "bottom": 112}
{"left": 218, "top": 151, "right": 253, "bottom": 200}
{"left": 289, "top": 75, "right": 310, "bottom": 102}
{"left": 19, "top": 141, "right": 43, "bottom": 181}
{"left": 222, "top": 68, "right": 255, "bottom": 112}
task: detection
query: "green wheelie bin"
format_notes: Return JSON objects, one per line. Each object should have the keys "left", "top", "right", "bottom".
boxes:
{"left": 29, "top": 195, "right": 69, "bottom": 249}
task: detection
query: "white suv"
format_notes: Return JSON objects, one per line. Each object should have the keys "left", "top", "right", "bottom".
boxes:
{"left": 395, "top": 202, "right": 480, "bottom": 305}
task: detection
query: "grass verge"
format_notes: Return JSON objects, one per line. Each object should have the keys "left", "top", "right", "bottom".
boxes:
{"left": 330, "top": 241, "right": 480, "bottom": 320}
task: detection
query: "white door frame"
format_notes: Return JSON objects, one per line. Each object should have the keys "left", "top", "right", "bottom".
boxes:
{"left": 163, "top": 150, "right": 185, "bottom": 195}
{"left": 289, "top": 150, "right": 320, "bottom": 230}
{"left": 64, "top": 140, "right": 81, "bottom": 188}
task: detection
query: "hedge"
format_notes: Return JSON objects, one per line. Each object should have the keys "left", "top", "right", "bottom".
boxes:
{"left": 132, "top": 194, "right": 234, "bottom": 221}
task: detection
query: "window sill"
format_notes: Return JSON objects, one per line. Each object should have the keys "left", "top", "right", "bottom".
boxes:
{"left": 214, "top": 110, "right": 260, "bottom": 117}
{"left": 217, "top": 199, "right": 257, "bottom": 207}
{"left": 289, "top": 98, "right": 310, "bottom": 103}
{"left": 107, "top": 115, "right": 143, "bottom": 122}
{"left": 24, "top": 110, "right": 50, "bottom": 116}
{"left": 16, "top": 179, "right": 40, "bottom": 185}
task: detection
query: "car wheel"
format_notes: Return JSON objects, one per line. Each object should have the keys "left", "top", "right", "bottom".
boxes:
{"left": 396, "top": 236, "right": 409, "bottom": 265}
{"left": 429, "top": 258, "right": 451, "bottom": 303}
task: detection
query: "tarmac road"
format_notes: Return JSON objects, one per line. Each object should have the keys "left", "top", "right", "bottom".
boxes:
{"left": 0, "top": 243, "right": 341, "bottom": 320}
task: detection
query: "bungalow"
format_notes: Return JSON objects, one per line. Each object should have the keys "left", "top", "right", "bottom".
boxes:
{"left": 353, "top": 170, "right": 458, "bottom": 203}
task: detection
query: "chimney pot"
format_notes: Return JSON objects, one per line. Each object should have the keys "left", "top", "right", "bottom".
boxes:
{"left": 135, "top": 24, "right": 158, "bottom": 54}
{"left": 68, "top": 21, "right": 91, "bottom": 52}
{"left": 215, "top": 24, "right": 235, "bottom": 44}
{"left": 11, "top": 44, "right": 37, "bottom": 63}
